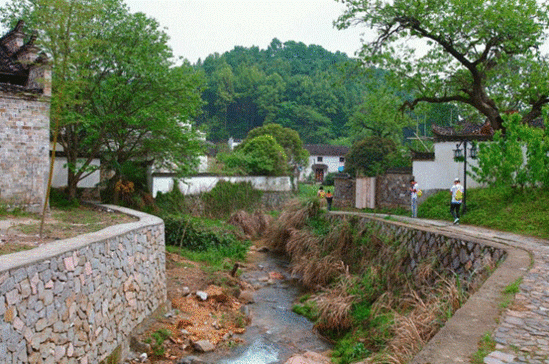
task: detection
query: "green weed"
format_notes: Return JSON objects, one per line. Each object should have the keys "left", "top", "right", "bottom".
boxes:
{"left": 331, "top": 331, "right": 371, "bottom": 364}
{"left": 201, "top": 181, "right": 263, "bottom": 219}
{"left": 146, "top": 329, "right": 171, "bottom": 357}
{"left": 471, "top": 332, "right": 496, "bottom": 364}
{"left": 292, "top": 299, "right": 320, "bottom": 322}
{"left": 500, "top": 277, "right": 523, "bottom": 309}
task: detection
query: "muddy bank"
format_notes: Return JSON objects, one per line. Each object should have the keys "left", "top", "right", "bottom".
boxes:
{"left": 189, "top": 251, "right": 331, "bottom": 364}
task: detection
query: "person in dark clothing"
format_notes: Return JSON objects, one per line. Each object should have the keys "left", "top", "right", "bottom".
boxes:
{"left": 325, "top": 190, "right": 333, "bottom": 211}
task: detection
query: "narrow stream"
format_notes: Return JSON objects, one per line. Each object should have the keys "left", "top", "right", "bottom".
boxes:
{"left": 192, "top": 252, "right": 331, "bottom": 364}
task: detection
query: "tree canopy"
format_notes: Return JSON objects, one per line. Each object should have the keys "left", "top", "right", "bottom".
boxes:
{"left": 336, "top": 0, "right": 549, "bottom": 131}
{"left": 242, "top": 123, "right": 309, "bottom": 167}
{"left": 345, "top": 136, "right": 398, "bottom": 177}
{"left": 195, "top": 39, "right": 383, "bottom": 144}
{"left": 1, "top": 0, "right": 205, "bottom": 197}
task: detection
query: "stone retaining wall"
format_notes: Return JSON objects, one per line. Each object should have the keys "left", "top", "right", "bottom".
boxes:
{"left": 0, "top": 206, "right": 166, "bottom": 364}
{"left": 332, "top": 213, "right": 506, "bottom": 281}
{"left": 261, "top": 191, "right": 293, "bottom": 209}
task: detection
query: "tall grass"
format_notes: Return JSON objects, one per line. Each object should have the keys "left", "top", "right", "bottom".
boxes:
{"left": 268, "top": 198, "right": 482, "bottom": 363}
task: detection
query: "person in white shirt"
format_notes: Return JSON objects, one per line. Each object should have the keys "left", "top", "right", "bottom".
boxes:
{"left": 450, "top": 178, "right": 464, "bottom": 224}
{"left": 410, "top": 178, "right": 419, "bottom": 218}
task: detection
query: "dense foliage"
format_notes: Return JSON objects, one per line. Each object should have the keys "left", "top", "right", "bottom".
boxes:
{"left": 1, "top": 0, "right": 205, "bottom": 198}
{"left": 222, "top": 135, "right": 288, "bottom": 176}
{"left": 241, "top": 123, "right": 309, "bottom": 166}
{"left": 154, "top": 182, "right": 262, "bottom": 267}
{"left": 345, "top": 136, "right": 400, "bottom": 177}
{"left": 471, "top": 114, "right": 549, "bottom": 188}
{"left": 336, "top": 0, "right": 549, "bottom": 132}
{"left": 201, "top": 181, "right": 264, "bottom": 218}
{"left": 194, "top": 39, "right": 437, "bottom": 146}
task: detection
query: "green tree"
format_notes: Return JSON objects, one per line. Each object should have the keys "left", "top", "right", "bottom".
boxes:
{"left": 223, "top": 135, "right": 287, "bottom": 176}
{"left": 270, "top": 102, "right": 332, "bottom": 144}
{"left": 243, "top": 123, "right": 309, "bottom": 166}
{"left": 345, "top": 136, "right": 398, "bottom": 177}
{"left": 1, "top": 0, "right": 205, "bottom": 198}
{"left": 336, "top": 0, "right": 549, "bottom": 132}
{"left": 471, "top": 114, "right": 549, "bottom": 188}
{"left": 347, "top": 87, "right": 412, "bottom": 143}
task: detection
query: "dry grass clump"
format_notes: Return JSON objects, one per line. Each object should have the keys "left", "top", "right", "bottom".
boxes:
{"left": 313, "top": 277, "right": 356, "bottom": 332}
{"left": 227, "top": 210, "right": 273, "bottom": 239}
{"left": 285, "top": 223, "right": 352, "bottom": 288}
{"left": 370, "top": 277, "right": 466, "bottom": 364}
{"left": 263, "top": 198, "right": 319, "bottom": 251}
{"left": 294, "top": 255, "right": 348, "bottom": 289}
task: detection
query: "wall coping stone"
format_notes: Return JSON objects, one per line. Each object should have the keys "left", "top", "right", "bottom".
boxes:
{"left": 0, "top": 205, "right": 163, "bottom": 272}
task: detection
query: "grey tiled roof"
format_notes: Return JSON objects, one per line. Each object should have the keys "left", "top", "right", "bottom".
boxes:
{"left": 304, "top": 144, "right": 349, "bottom": 156}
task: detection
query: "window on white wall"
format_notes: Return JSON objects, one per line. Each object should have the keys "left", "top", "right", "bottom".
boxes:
{"left": 339, "top": 157, "right": 345, "bottom": 162}
{"left": 317, "top": 156, "right": 323, "bottom": 162}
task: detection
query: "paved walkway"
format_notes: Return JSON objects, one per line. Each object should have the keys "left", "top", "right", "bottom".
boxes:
{"left": 361, "top": 214, "right": 549, "bottom": 364}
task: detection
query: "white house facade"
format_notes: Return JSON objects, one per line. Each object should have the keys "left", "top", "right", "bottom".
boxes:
{"left": 413, "top": 141, "right": 483, "bottom": 192}
{"left": 412, "top": 121, "right": 493, "bottom": 194}
{"left": 302, "top": 144, "right": 349, "bottom": 182}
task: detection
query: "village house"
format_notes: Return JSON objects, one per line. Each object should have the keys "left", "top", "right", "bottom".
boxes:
{"left": 0, "top": 20, "right": 51, "bottom": 212}
{"left": 302, "top": 144, "right": 348, "bottom": 182}
{"left": 412, "top": 120, "right": 494, "bottom": 196}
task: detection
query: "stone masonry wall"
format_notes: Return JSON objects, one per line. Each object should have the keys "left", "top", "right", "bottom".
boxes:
{"left": 334, "top": 175, "right": 355, "bottom": 208}
{"left": 0, "top": 91, "right": 50, "bottom": 212}
{"left": 375, "top": 172, "right": 413, "bottom": 210}
{"left": 0, "top": 206, "right": 166, "bottom": 364}
{"left": 331, "top": 213, "right": 506, "bottom": 281}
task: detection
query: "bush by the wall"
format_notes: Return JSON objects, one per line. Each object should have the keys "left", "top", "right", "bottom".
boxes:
{"left": 163, "top": 214, "right": 241, "bottom": 251}
{"left": 201, "top": 181, "right": 263, "bottom": 219}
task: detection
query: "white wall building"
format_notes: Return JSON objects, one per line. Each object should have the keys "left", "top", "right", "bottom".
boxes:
{"left": 152, "top": 175, "right": 291, "bottom": 197}
{"left": 302, "top": 144, "right": 348, "bottom": 182}
{"left": 52, "top": 157, "right": 101, "bottom": 189}
{"left": 413, "top": 141, "right": 483, "bottom": 192}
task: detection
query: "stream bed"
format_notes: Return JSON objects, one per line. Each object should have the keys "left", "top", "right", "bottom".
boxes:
{"left": 194, "top": 252, "right": 331, "bottom": 364}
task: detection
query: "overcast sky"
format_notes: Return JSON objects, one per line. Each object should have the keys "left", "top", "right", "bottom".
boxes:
{"left": 0, "top": 0, "right": 368, "bottom": 63}
{"left": 124, "top": 0, "right": 367, "bottom": 63}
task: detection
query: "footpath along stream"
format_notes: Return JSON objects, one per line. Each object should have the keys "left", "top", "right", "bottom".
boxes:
{"left": 186, "top": 251, "right": 332, "bottom": 364}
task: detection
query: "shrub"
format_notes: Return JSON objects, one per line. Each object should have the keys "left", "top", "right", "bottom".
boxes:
{"left": 49, "top": 188, "right": 80, "bottom": 209}
{"left": 236, "top": 135, "right": 288, "bottom": 176}
{"left": 163, "top": 214, "right": 241, "bottom": 251}
{"left": 322, "top": 172, "right": 336, "bottom": 186}
{"left": 201, "top": 181, "right": 263, "bottom": 219}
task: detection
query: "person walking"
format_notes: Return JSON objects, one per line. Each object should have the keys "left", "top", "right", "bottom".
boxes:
{"left": 317, "top": 185, "right": 326, "bottom": 208}
{"left": 450, "top": 177, "right": 464, "bottom": 224}
{"left": 410, "top": 178, "right": 419, "bottom": 218}
{"left": 317, "top": 186, "right": 325, "bottom": 199}
{"left": 325, "top": 190, "right": 333, "bottom": 211}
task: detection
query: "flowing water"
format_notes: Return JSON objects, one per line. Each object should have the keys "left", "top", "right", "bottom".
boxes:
{"left": 188, "top": 252, "right": 331, "bottom": 364}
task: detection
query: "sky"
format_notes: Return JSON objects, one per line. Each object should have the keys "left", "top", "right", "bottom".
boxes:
{"left": 124, "top": 0, "right": 367, "bottom": 63}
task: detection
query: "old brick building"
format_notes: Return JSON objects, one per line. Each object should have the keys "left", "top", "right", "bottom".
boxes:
{"left": 0, "top": 20, "right": 51, "bottom": 211}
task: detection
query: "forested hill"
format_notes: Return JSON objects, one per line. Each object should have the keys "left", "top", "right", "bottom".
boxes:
{"left": 193, "top": 38, "right": 377, "bottom": 144}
